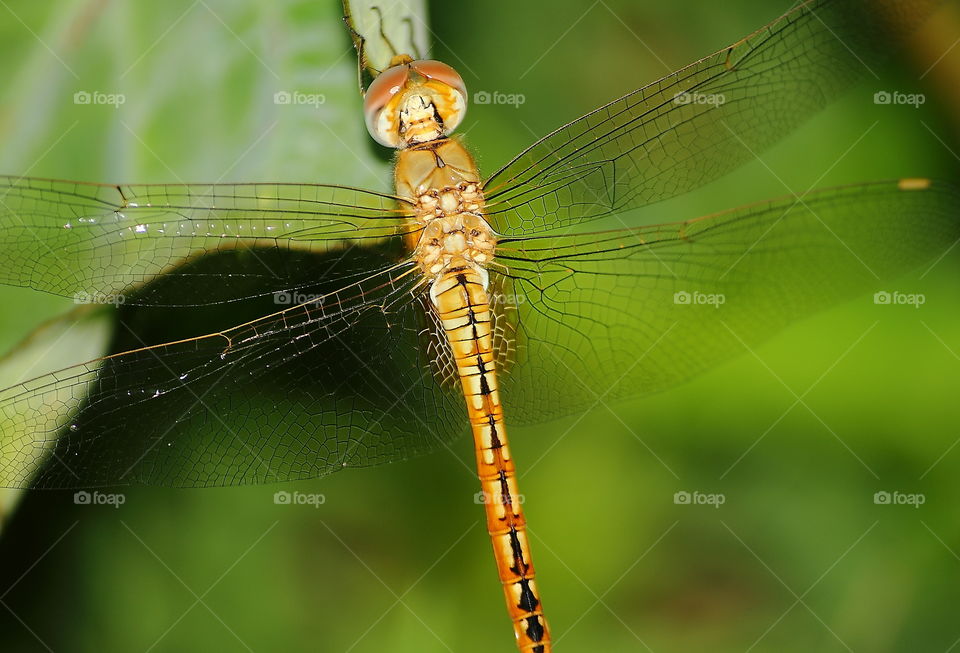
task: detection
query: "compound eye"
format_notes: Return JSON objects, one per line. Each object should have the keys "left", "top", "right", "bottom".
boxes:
{"left": 410, "top": 60, "right": 468, "bottom": 135}
{"left": 411, "top": 60, "right": 466, "bottom": 97}
{"left": 364, "top": 64, "right": 411, "bottom": 147}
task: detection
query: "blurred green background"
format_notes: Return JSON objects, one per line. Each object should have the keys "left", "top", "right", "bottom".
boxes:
{"left": 2, "top": 1, "right": 960, "bottom": 651}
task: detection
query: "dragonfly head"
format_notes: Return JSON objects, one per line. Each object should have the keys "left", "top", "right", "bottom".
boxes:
{"left": 364, "top": 58, "right": 467, "bottom": 148}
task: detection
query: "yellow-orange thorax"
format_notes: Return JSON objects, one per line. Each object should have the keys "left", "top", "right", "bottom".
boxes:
{"left": 396, "top": 137, "right": 495, "bottom": 281}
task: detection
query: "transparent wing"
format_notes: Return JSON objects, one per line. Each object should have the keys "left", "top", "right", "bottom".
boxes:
{"left": 0, "top": 260, "right": 467, "bottom": 489}
{"left": 0, "top": 176, "right": 414, "bottom": 305}
{"left": 492, "top": 180, "right": 960, "bottom": 423}
{"left": 482, "top": 0, "right": 944, "bottom": 235}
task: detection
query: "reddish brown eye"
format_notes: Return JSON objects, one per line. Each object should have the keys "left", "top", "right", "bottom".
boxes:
{"left": 411, "top": 60, "right": 468, "bottom": 138}
{"left": 410, "top": 60, "right": 467, "bottom": 98}
{"left": 363, "top": 64, "right": 411, "bottom": 147}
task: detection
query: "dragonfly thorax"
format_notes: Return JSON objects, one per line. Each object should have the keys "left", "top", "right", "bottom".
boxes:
{"left": 396, "top": 136, "right": 495, "bottom": 282}
{"left": 416, "top": 181, "right": 483, "bottom": 219}
{"left": 414, "top": 213, "right": 496, "bottom": 279}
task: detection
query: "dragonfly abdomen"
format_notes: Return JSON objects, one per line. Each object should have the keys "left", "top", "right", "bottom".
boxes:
{"left": 431, "top": 268, "right": 551, "bottom": 653}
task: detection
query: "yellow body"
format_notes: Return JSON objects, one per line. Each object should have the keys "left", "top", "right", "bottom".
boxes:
{"left": 397, "top": 137, "right": 551, "bottom": 652}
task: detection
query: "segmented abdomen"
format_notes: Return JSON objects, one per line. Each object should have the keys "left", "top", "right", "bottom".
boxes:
{"left": 431, "top": 268, "right": 551, "bottom": 653}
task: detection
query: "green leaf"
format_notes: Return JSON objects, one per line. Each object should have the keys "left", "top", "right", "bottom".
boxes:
{"left": 0, "top": 306, "right": 112, "bottom": 520}
{"left": 344, "top": 0, "right": 429, "bottom": 76}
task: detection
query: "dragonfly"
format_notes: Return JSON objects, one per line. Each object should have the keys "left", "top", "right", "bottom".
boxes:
{"left": 1, "top": 1, "right": 958, "bottom": 650}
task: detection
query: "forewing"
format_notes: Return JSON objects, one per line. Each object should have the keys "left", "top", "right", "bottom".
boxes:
{"left": 483, "top": 0, "right": 944, "bottom": 235}
{"left": 0, "top": 177, "right": 414, "bottom": 305}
